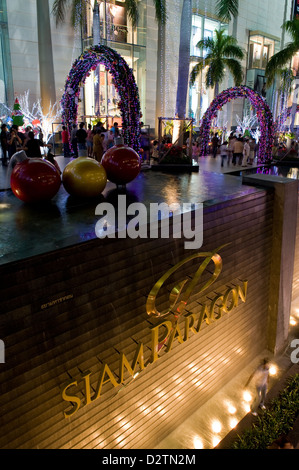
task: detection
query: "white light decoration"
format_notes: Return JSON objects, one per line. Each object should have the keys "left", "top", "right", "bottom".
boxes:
{"left": 269, "top": 364, "right": 278, "bottom": 376}
{"left": 236, "top": 112, "right": 258, "bottom": 135}
{"left": 212, "top": 436, "right": 221, "bottom": 447}
{"left": 243, "top": 391, "right": 252, "bottom": 402}
{"left": 193, "top": 436, "right": 204, "bottom": 449}
{"left": 243, "top": 402, "right": 251, "bottom": 413}
{"left": 18, "top": 91, "right": 62, "bottom": 145}
{"left": 229, "top": 417, "right": 238, "bottom": 429}
{"left": 226, "top": 402, "right": 237, "bottom": 415}
{"left": 211, "top": 420, "right": 222, "bottom": 434}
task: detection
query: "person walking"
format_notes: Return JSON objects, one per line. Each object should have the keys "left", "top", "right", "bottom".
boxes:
{"left": 219, "top": 141, "right": 229, "bottom": 167}
{"left": 7, "top": 125, "right": 23, "bottom": 159}
{"left": 61, "top": 125, "right": 71, "bottom": 158}
{"left": 71, "top": 124, "right": 78, "bottom": 158}
{"left": 0, "top": 124, "right": 9, "bottom": 165}
{"left": 245, "top": 358, "right": 270, "bottom": 416}
{"left": 227, "top": 134, "right": 236, "bottom": 166}
{"left": 232, "top": 137, "right": 244, "bottom": 166}
{"left": 76, "top": 122, "right": 88, "bottom": 157}
{"left": 86, "top": 124, "right": 94, "bottom": 158}
{"left": 93, "top": 130, "right": 105, "bottom": 162}
{"left": 211, "top": 133, "right": 219, "bottom": 158}
{"left": 241, "top": 138, "right": 250, "bottom": 166}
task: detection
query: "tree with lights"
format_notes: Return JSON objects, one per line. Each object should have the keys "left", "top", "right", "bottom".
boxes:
{"left": 12, "top": 98, "right": 24, "bottom": 127}
{"left": 18, "top": 91, "right": 62, "bottom": 145}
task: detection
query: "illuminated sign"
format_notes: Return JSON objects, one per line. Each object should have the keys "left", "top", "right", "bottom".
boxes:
{"left": 61, "top": 246, "right": 247, "bottom": 418}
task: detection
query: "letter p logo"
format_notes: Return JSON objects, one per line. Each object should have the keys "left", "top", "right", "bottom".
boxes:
{"left": 0, "top": 340, "right": 4, "bottom": 363}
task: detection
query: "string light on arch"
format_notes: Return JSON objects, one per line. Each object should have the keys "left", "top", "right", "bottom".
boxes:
{"left": 199, "top": 86, "right": 275, "bottom": 163}
{"left": 61, "top": 44, "right": 141, "bottom": 153}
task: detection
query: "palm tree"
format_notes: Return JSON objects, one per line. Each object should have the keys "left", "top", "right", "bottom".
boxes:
{"left": 266, "top": 19, "right": 299, "bottom": 132}
{"left": 190, "top": 29, "right": 244, "bottom": 98}
{"left": 52, "top": 0, "right": 166, "bottom": 29}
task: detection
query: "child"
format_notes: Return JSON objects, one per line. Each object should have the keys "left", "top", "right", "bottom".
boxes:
{"left": 150, "top": 140, "right": 159, "bottom": 165}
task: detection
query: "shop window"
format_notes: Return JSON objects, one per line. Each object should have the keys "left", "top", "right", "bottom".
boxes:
{"left": 248, "top": 35, "right": 275, "bottom": 70}
{"left": 83, "top": 1, "right": 146, "bottom": 123}
{"left": 99, "top": 1, "right": 128, "bottom": 43}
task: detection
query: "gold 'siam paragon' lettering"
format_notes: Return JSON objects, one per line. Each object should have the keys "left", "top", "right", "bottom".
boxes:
{"left": 61, "top": 247, "right": 247, "bottom": 418}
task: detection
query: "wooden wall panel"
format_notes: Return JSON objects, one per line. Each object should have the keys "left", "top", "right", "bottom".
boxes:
{"left": 0, "top": 190, "right": 274, "bottom": 449}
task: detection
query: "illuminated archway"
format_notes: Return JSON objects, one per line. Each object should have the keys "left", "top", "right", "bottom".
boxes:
{"left": 274, "top": 106, "right": 299, "bottom": 133}
{"left": 199, "top": 86, "right": 275, "bottom": 162}
{"left": 61, "top": 45, "right": 141, "bottom": 152}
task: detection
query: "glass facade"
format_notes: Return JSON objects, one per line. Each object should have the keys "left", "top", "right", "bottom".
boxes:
{"left": 0, "top": 0, "right": 13, "bottom": 106}
{"left": 82, "top": 0, "right": 146, "bottom": 126}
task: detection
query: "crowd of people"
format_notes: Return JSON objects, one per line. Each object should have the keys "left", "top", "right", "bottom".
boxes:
{"left": 63, "top": 120, "right": 122, "bottom": 162}
{"left": 0, "top": 123, "right": 52, "bottom": 167}
{"left": 208, "top": 132, "right": 258, "bottom": 167}
{"left": 4, "top": 119, "right": 297, "bottom": 172}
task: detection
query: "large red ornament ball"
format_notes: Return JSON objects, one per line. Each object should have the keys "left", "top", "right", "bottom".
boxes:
{"left": 11, "top": 158, "right": 61, "bottom": 203}
{"left": 62, "top": 157, "right": 107, "bottom": 198}
{"left": 101, "top": 139, "right": 141, "bottom": 185}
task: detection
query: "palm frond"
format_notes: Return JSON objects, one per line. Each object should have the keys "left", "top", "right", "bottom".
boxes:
{"left": 283, "top": 19, "right": 299, "bottom": 45}
{"left": 152, "top": 0, "right": 167, "bottom": 25}
{"left": 52, "top": 0, "right": 69, "bottom": 26}
{"left": 70, "top": 0, "right": 88, "bottom": 28}
{"left": 265, "top": 44, "right": 298, "bottom": 86}
{"left": 222, "top": 44, "right": 244, "bottom": 60}
{"left": 196, "top": 37, "right": 215, "bottom": 52}
{"left": 223, "top": 58, "right": 243, "bottom": 85}
{"left": 190, "top": 61, "right": 206, "bottom": 85}
{"left": 215, "top": 0, "right": 239, "bottom": 22}
{"left": 206, "top": 59, "right": 225, "bottom": 88}
{"left": 52, "top": 0, "right": 90, "bottom": 28}
{"left": 125, "top": 0, "right": 139, "bottom": 27}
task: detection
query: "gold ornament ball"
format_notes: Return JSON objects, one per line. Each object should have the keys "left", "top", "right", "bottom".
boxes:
{"left": 62, "top": 157, "right": 107, "bottom": 198}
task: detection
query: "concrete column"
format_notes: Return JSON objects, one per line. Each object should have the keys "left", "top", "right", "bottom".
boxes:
{"left": 36, "top": 0, "right": 56, "bottom": 112}
{"left": 243, "top": 174, "right": 298, "bottom": 354}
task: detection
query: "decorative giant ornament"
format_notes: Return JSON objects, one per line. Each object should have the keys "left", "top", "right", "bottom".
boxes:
{"left": 62, "top": 157, "right": 107, "bottom": 198}
{"left": 101, "top": 137, "right": 141, "bottom": 185}
{"left": 11, "top": 159, "right": 61, "bottom": 203}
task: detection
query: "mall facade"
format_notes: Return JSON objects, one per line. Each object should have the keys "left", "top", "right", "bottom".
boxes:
{"left": 0, "top": 0, "right": 296, "bottom": 132}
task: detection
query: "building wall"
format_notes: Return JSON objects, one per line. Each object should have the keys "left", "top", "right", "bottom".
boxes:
{"left": 6, "top": 0, "right": 77, "bottom": 107}
{"left": 0, "top": 188, "right": 274, "bottom": 449}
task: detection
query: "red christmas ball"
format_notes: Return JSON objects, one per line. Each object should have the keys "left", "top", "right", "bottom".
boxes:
{"left": 101, "top": 138, "right": 141, "bottom": 185}
{"left": 11, "top": 158, "right": 61, "bottom": 203}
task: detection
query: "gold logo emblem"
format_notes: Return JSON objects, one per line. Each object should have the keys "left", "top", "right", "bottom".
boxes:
{"left": 146, "top": 245, "right": 225, "bottom": 319}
